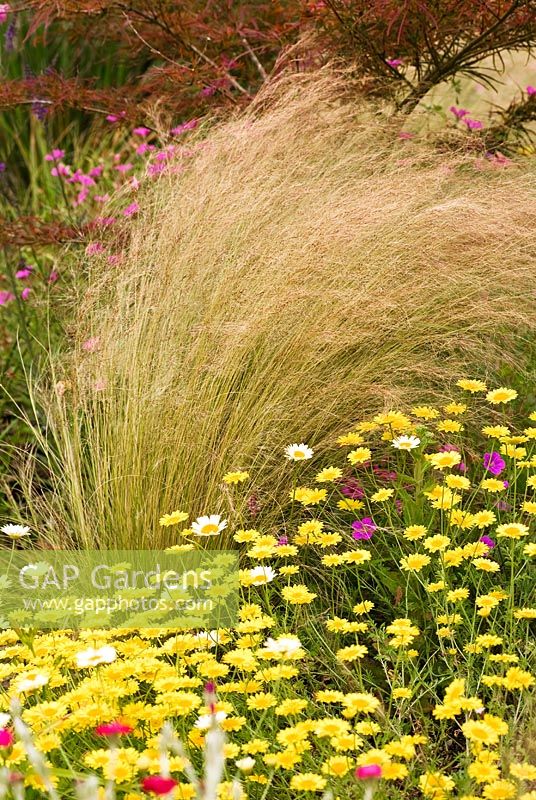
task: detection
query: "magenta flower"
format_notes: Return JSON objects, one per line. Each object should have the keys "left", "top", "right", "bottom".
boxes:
{"left": 171, "top": 118, "right": 198, "bottom": 135}
{"left": 123, "top": 201, "right": 139, "bottom": 217}
{"left": 21, "top": 288, "right": 31, "bottom": 301}
{"left": 0, "top": 729, "right": 13, "bottom": 748}
{"left": 483, "top": 452, "right": 505, "bottom": 476}
{"left": 352, "top": 517, "right": 377, "bottom": 540}
{"left": 479, "top": 535, "right": 495, "bottom": 550}
{"left": 106, "top": 112, "right": 127, "bottom": 123}
{"left": 96, "top": 721, "right": 133, "bottom": 737}
{"left": 15, "top": 267, "right": 33, "bottom": 280}
{"left": 141, "top": 776, "right": 178, "bottom": 795}
{"left": 450, "top": 106, "right": 469, "bottom": 119}
{"left": 464, "top": 118, "right": 483, "bottom": 130}
{"left": 45, "top": 149, "right": 65, "bottom": 162}
{"left": 386, "top": 58, "right": 403, "bottom": 68}
{"left": 86, "top": 242, "right": 105, "bottom": 256}
{"left": 341, "top": 478, "right": 365, "bottom": 499}
{"left": 277, "top": 536, "right": 288, "bottom": 546}
{"left": 50, "top": 164, "right": 71, "bottom": 178}
{"left": 356, "top": 764, "right": 382, "bottom": 780}
{"left": 48, "top": 270, "right": 59, "bottom": 284}
{"left": 0, "top": 291, "right": 14, "bottom": 306}
{"left": 527, "top": 86, "right": 536, "bottom": 96}
{"left": 133, "top": 126, "right": 151, "bottom": 136}
{"left": 0, "top": 5, "right": 11, "bottom": 24}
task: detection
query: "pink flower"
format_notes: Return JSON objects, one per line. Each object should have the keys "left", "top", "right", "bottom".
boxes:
{"left": 82, "top": 336, "right": 100, "bottom": 353}
{"left": 136, "top": 143, "right": 155, "bottom": 155}
{"left": 86, "top": 242, "right": 105, "bottom": 255}
{"left": 107, "top": 254, "right": 122, "bottom": 266}
{"left": 89, "top": 165, "right": 104, "bottom": 178}
{"left": 45, "top": 149, "right": 65, "bottom": 162}
{"left": 170, "top": 119, "right": 198, "bottom": 135}
{"left": 106, "top": 112, "right": 127, "bottom": 123}
{"left": 386, "top": 58, "right": 403, "bottom": 67}
{"left": 115, "top": 163, "right": 133, "bottom": 174}
{"left": 398, "top": 131, "right": 414, "bottom": 140}
{"left": 352, "top": 517, "right": 377, "bottom": 540}
{"left": 51, "top": 164, "right": 71, "bottom": 177}
{"left": 0, "top": 729, "right": 13, "bottom": 748}
{"left": 15, "top": 267, "right": 33, "bottom": 280}
{"left": 94, "top": 194, "right": 110, "bottom": 203}
{"left": 133, "top": 126, "right": 151, "bottom": 136}
{"left": 464, "top": 118, "right": 483, "bottom": 130}
{"left": 450, "top": 106, "right": 469, "bottom": 119}
{"left": 0, "top": 4, "right": 11, "bottom": 24}
{"left": 123, "top": 202, "right": 139, "bottom": 217}
{"left": 48, "top": 270, "right": 59, "bottom": 284}
{"left": 526, "top": 86, "right": 536, "bottom": 96}
{"left": 21, "top": 288, "right": 31, "bottom": 301}
{"left": 0, "top": 291, "right": 14, "bottom": 305}
{"left": 356, "top": 764, "right": 382, "bottom": 780}
{"left": 96, "top": 721, "right": 133, "bottom": 737}
{"left": 141, "top": 776, "right": 178, "bottom": 795}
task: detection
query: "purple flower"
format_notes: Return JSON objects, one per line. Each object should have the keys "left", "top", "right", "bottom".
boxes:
{"left": 352, "top": 517, "right": 377, "bottom": 540}
{"left": 479, "top": 535, "right": 495, "bottom": 550}
{"left": 0, "top": 162, "right": 5, "bottom": 173}
{"left": 277, "top": 536, "right": 288, "bottom": 546}
{"left": 483, "top": 452, "right": 505, "bottom": 476}
{"left": 386, "top": 58, "right": 403, "bottom": 68}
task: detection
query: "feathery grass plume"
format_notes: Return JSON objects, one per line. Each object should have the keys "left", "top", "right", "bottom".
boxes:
{"left": 22, "top": 70, "right": 536, "bottom": 548}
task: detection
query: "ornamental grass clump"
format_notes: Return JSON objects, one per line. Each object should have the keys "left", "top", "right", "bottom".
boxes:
{"left": 21, "top": 72, "right": 536, "bottom": 548}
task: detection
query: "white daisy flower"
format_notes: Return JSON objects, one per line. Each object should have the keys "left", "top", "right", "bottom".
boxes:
{"left": 15, "top": 672, "right": 49, "bottom": 694}
{"left": 392, "top": 435, "right": 421, "bottom": 450}
{"left": 284, "top": 443, "right": 314, "bottom": 461}
{"left": 75, "top": 645, "right": 117, "bottom": 668}
{"left": 191, "top": 515, "right": 227, "bottom": 536}
{"left": 195, "top": 710, "right": 227, "bottom": 730}
{"left": 263, "top": 635, "right": 302, "bottom": 657}
{"left": 1, "top": 523, "right": 31, "bottom": 539}
{"left": 235, "top": 757, "right": 255, "bottom": 772}
{"left": 248, "top": 565, "right": 277, "bottom": 585}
